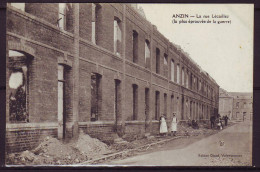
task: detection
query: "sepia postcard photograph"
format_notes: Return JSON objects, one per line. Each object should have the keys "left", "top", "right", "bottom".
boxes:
{"left": 5, "top": 2, "right": 253, "bottom": 167}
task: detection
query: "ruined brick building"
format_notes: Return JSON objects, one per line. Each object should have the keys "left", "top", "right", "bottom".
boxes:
{"left": 219, "top": 88, "right": 252, "bottom": 121}
{"left": 6, "top": 3, "right": 219, "bottom": 153}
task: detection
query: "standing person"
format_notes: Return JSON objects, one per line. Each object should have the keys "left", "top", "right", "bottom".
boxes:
{"left": 210, "top": 116, "right": 215, "bottom": 129}
{"left": 216, "top": 117, "right": 222, "bottom": 130}
{"left": 224, "top": 115, "right": 229, "bottom": 126}
{"left": 160, "top": 115, "right": 168, "bottom": 136}
{"left": 171, "top": 113, "right": 178, "bottom": 136}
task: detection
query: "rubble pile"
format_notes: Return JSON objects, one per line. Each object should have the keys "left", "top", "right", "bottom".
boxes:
{"left": 6, "top": 134, "right": 112, "bottom": 165}
{"left": 177, "top": 122, "right": 217, "bottom": 137}
{"left": 72, "top": 132, "right": 112, "bottom": 160}
{"left": 6, "top": 136, "right": 86, "bottom": 165}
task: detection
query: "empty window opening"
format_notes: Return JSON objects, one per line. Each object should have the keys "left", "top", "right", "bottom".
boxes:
{"left": 114, "top": 17, "right": 122, "bottom": 56}
{"left": 190, "top": 101, "right": 192, "bottom": 119}
{"left": 164, "top": 93, "right": 167, "bottom": 116}
{"left": 196, "top": 77, "right": 199, "bottom": 91}
{"left": 91, "top": 73, "right": 102, "bottom": 121}
{"left": 181, "top": 96, "right": 184, "bottom": 120}
{"left": 201, "top": 105, "right": 204, "bottom": 119}
{"left": 92, "top": 3, "right": 101, "bottom": 44}
{"left": 182, "top": 67, "right": 185, "bottom": 85}
{"left": 91, "top": 4, "right": 96, "bottom": 44}
{"left": 164, "top": 54, "right": 168, "bottom": 65}
{"left": 190, "top": 74, "right": 193, "bottom": 89}
{"left": 155, "top": 91, "right": 160, "bottom": 120}
{"left": 115, "top": 79, "right": 121, "bottom": 123}
{"left": 145, "top": 40, "right": 150, "bottom": 68}
{"left": 145, "top": 88, "right": 150, "bottom": 122}
{"left": 163, "top": 54, "right": 168, "bottom": 77}
{"left": 177, "top": 64, "right": 180, "bottom": 84}
{"left": 133, "top": 30, "right": 138, "bottom": 63}
{"left": 193, "top": 76, "right": 196, "bottom": 90}
{"left": 132, "top": 84, "right": 138, "bottom": 120}
{"left": 171, "top": 95, "right": 174, "bottom": 114}
{"left": 171, "top": 60, "right": 174, "bottom": 81}
{"left": 156, "top": 48, "right": 160, "bottom": 74}
{"left": 236, "top": 102, "right": 239, "bottom": 108}
{"left": 58, "top": 3, "right": 67, "bottom": 30}
{"left": 185, "top": 99, "right": 189, "bottom": 117}
{"left": 8, "top": 50, "right": 31, "bottom": 123}
{"left": 186, "top": 71, "right": 189, "bottom": 88}
{"left": 236, "top": 112, "right": 239, "bottom": 118}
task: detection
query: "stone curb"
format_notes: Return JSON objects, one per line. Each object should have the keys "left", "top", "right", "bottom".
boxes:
{"left": 77, "top": 136, "right": 188, "bottom": 165}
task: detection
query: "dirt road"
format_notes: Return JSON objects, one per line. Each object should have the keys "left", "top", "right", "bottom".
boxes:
{"left": 106, "top": 121, "right": 252, "bottom": 166}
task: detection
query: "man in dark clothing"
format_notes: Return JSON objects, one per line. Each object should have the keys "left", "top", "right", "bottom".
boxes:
{"left": 210, "top": 116, "right": 215, "bottom": 129}
{"left": 224, "top": 115, "right": 229, "bottom": 126}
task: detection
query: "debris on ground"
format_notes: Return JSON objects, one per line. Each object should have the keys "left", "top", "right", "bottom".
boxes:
{"left": 6, "top": 133, "right": 112, "bottom": 165}
{"left": 73, "top": 132, "right": 112, "bottom": 160}
{"left": 6, "top": 121, "right": 235, "bottom": 165}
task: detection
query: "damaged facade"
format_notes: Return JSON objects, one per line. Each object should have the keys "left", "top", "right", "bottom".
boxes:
{"left": 219, "top": 88, "right": 252, "bottom": 121}
{"left": 6, "top": 3, "right": 219, "bottom": 153}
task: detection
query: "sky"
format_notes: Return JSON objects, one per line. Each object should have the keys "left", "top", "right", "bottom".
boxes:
{"left": 138, "top": 4, "right": 254, "bottom": 92}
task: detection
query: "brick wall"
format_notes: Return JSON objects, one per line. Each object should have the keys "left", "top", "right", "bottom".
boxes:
{"left": 6, "top": 124, "right": 57, "bottom": 153}
{"left": 79, "top": 122, "right": 117, "bottom": 144}
{"left": 25, "top": 3, "right": 59, "bottom": 26}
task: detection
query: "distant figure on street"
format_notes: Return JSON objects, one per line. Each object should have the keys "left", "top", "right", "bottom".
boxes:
{"left": 216, "top": 117, "right": 223, "bottom": 130}
{"left": 160, "top": 115, "right": 168, "bottom": 136}
{"left": 224, "top": 115, "right": 229, "bottom": 126}
{"left": 210, "top": 116, "right": 216, "bottom": 129}
{"left": 171, "top": 113, "right": 177, "bottom": 136}
{"left": 192, "top": 120, "right": 199, "bottom": 129}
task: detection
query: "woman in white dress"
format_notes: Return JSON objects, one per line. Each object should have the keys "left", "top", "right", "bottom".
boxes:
{"left": 160, "top": 115, "right": 168, "bottom": 136}
{"left": 171, "top": 113, "right": 177, "bottom": 136}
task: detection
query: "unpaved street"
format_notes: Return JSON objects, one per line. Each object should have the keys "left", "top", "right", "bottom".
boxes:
{"left": 106, "top": 121, "right": 252, "bottom": 166}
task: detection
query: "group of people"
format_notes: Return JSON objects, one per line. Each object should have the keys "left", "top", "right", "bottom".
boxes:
{"left": 160, "top": 113, "right": 230, "bottom": 136}
{"left": 210, "top": 114, "right": 229, "bottom": 130}
{"left": 159, "top": 112, "right": 178, "bottom": 136}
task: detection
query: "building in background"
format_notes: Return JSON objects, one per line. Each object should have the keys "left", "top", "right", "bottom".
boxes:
{"left": 229, "top": 92, "right": 253, "bottom": 121}
{"left": 6, "top": 3, "right": 219, "bottom": 153}
{"left": 219, "top": 88, "right": 233, "bottom": 119}
{"left": 219, "top": 88, "right": 252, "bottom": 121}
